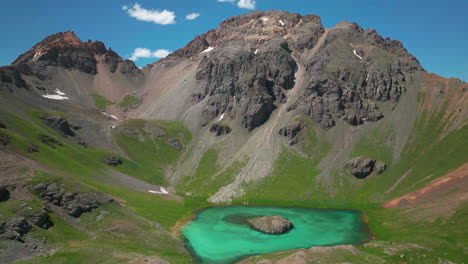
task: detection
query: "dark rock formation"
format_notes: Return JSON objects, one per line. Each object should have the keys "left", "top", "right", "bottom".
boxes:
{"left": 210, "top": 123, "right": 232, "bottom": 136}
{"left": 247, "top": 215, "right": 293, "bottom": 234}
{"left": 38, "top": 135, "right": 62, "bottom": 148}
{"left": 0, "top": 217, "right": 32, "bottom": 241}
{"left": 104, "top": 156, "right": 122, "bottom": 166}
{"left": 26, "top": 143, "right": 39, "bottom": 153}
{"left": 28, "top": 211, "right": 53, "bottom": 229}
{"left": 279, "top": 120, "right": 305, "bottom": 145}
{"left": 0, "top": 185, "right": 10, "bottom": 202}
{"left": 0, "top": 122, "right": 6, "bottom": 129}
{"left": 0, "top": 131, "right": 11, "bottom": 146}
{"left": 40, "top": 116, "right": 86, "bottom": 147}
{"left": 345, "top": 157, "right": 386, "bottom": 178}
{"left": 32, "top": 182, "right": 115, "bottom": 218}
{"left": 166, "top": 138, "right": 183, "bottom": 150}
{"left": 11, "top": 31, "right": 140, "bottom": 76}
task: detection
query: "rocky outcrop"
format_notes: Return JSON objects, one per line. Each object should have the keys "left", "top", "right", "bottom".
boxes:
{"left": 247, "top": 215, "right": 293, "bottom": 234}
{"left": 104, "top": 156, "right": 122, "bottom": 167}
{"left": 345, "top": 157, "right": 386, "bottom": 178}
{"left": 0, "top": 217, "right": 32, "bottom": 241}
{"left": 40, "top": 116, "right": 86, "bottom": 147}
{"left": 0, "top": 122, "right": 6, "bottom": 129}
{"left": 0, "top": 185, "right": 10, "bottom": 202}
{"left": 0, "top": 131, "right": 11, "bottom": 146}
{"left": 26, "top": 143, "right": 39, "bottom": 153}
{"left": 32, "top": 182, "right": 115, "bottom": 218}
{"left": 11, "top": 31, "right": 141, "bottom": 76}
{"left": 28, "top": 211, "right": 53, "bottom": 229}
{"left": 165, "top": 138, "right": 183, "bottom": 150}
{"left": 210, "top": 123, "right": 232, "bottom": 136}
{"left": 38, "top": 135, "right": 62, "bottom": 148}
{"left": 279, "top": 120, "right": 305, "bottom": 145}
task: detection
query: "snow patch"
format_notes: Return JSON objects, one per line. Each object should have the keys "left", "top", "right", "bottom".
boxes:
{"left": 138, "top": 67, "right": 143, "bottom": 70}
{"left": 33, "top": 52, "right": 41, "bottom": 59}
{"left": 353, "top": 49, "right": 363, "bottom": 61}
{"left": 201, "top": 47, "right": 215, "bottom": 53}
{"left": 148, "top": 187, "right": 169, "bottom": 194}
{"left": 261, "top": 17, "right": 269, "bottom": 22}
{"left": 42, "top": 94, "right": 69, "bottom": 100}
{"left": 110, "top": 115, "right": 118, "bottom": 120}
{"left": 254, "top": 49, "right": 259, "bottom": 55}
{"left": 278, "top": 20, "right": 285, "bottom": 26}
{"left": 366, "top": 74, "right": 369, "bottom": 82}
{"left": 55, "top": 89, "right": 66, "bottom": 96}
{"left": 218, "top": 112, "right": 225, "bottom": 121}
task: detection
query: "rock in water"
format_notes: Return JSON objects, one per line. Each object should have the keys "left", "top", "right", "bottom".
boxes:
{"left": 247, "top": 215, "right": 293, "bottom": 234}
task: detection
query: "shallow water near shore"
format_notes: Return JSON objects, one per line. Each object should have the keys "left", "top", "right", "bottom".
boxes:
{"left": 182, "top": 206, "right": 371, "bottom": 264}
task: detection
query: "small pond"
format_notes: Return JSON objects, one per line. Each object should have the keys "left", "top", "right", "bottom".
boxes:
{"left": 181, "top": 206, "right": 371, "bottom": 264}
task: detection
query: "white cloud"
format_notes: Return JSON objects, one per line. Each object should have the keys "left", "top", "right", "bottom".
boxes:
{"left": 217, "top": 0, "right": 235, "bottom": 2}
{"left": 185, "top": 13, "right": 200, "bottom": 20}
{"left": 123, "top": 3, "right": 176, "bottom": 25}
{"left": 129, "top": 48, "right": 171, "bottom": 61}
{"left": 237, "top": 0, "right": 256, "bottom": 9}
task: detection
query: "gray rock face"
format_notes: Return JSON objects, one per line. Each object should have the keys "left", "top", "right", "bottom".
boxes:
{"left": 104, "top": 156, "right": 122, "bottom": 166}
{"left": 247, "top": 215, "right": 293, "bottom": 234}
{"left": 40, "top": 116, "right": 86, "bottom": 147}
{"left": 210, "top": 123, "right": 232, "bottom": 136}
{"left": 171, "top": 11, "right": 422, "bottom": 131}
{"left": 0, "top": 217, "right": 32, "bottom": 241}
{"left": 32, "top": 182, "right": 115, "bottom": 218}
{"left": 279, "top": 120, "right": 305, "bottom": 145}
{"left": 0, "top": 131, "right": 11, "bottom": 146}
{"left": 346, "top": 157, "right": 387, "bottom": 178}
{"left": 0, "top": 185, "right": 10, "bottom": 202}
{"left": 28, "top": 211, "right": 53, "bottom": 229}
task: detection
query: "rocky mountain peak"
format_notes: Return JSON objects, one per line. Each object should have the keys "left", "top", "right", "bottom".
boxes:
{"left": 10, "top": 31, "right": 136, "bottom": 75}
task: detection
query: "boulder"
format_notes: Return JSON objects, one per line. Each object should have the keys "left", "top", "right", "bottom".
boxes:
{"left": 247, "top": 215, "right": 293, "bottom": 234}
{"left": 279, "top": 120, "right": 305, "bottom": 145}
{"left": 210, "top": 123, "right": 232, "bottom": 136}
{"left": 165, "top": 138, "right": 183, "bottom": 150}
{"left": 375, "top": 161, "right": 387, "bottom": 174}
{"left": 26, "top": 143, "right": 39, "bottom": 153}
{"left": 345, "top": 157, "right": 387, "bottom": 178}
{"left": 0, "top": 122, "right": 6, "bottom": 129}
{"left": 0, "top": 217, "right": 32, "bottom": 241}
{"left": 0, "top": 131, "right": 11, "bottom": 146}
{"left": 345, "top": 157, "right": 375, "bottom": 178}
{"left": 104, "top": 156, "right": 122, "bottom": 166}
{"left": 28, "top": 211, "right": 53, "bottom": 229}
{"left": 0, "top": 185, "right": 10, "bottom": 202}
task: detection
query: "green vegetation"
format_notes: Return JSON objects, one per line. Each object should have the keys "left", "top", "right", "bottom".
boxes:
{"left": 180, "top": 148, "right": 245, "bottom": 198}
{"left": 112, "top": 119, "right": 191, "bottom": 184}
{"left": 90, "top": 93, "right": 114, "bottom": 110}
{"left": 118, "top": 95, "right": 142, "bottom": 109}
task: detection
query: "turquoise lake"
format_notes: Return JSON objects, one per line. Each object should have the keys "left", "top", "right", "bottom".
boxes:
{"left": 181, "top": 206, "right": 370, "bottom": 264}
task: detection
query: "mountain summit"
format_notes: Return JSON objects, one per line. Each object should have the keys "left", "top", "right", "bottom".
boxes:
{"left": 0, "top": 10, "right": 466, "bottom": 264}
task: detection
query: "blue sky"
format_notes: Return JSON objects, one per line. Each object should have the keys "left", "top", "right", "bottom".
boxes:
{"left": 0, "top": 0, "right": 467, "bottom": 80}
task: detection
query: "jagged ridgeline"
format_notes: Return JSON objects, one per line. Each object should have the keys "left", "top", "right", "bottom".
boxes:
{"left": 0, "top": 10, "right": 466, "bottom": 264}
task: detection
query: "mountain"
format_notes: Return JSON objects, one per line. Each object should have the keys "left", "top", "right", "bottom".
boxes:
{"left": 0, "top": 10, "right": 466, "bottom": 264}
